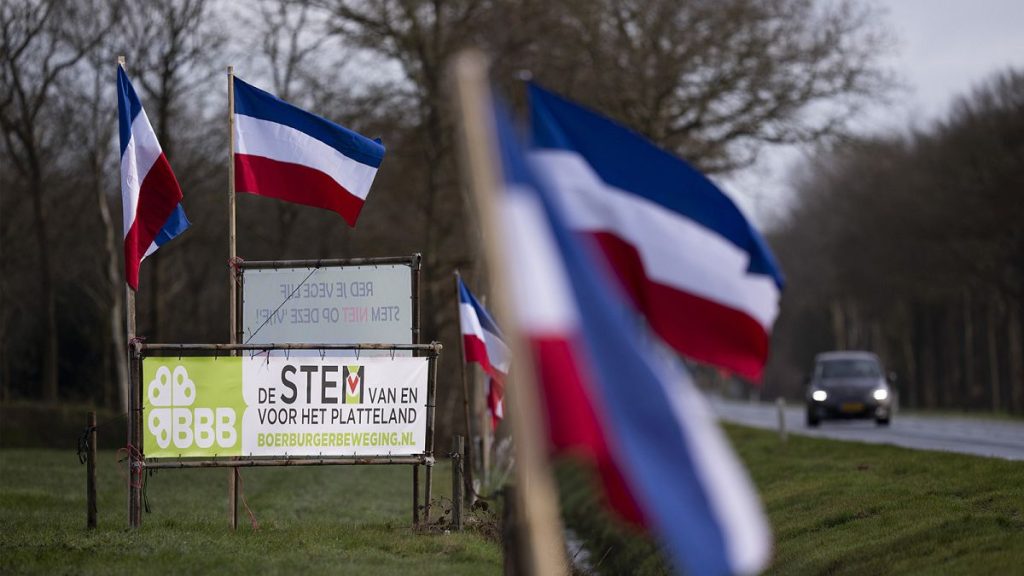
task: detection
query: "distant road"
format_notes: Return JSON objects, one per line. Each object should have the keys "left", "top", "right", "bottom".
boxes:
{"left": 708, "top": 395, "right": 1024, "bottom": 461}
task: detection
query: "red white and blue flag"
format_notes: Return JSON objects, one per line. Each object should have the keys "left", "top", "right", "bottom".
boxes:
{"left": 527, "top": 84, "right": 784, "bottom": 382}
{"left": 117, "top": 66, "right": 190, "bottom": 291}
{"left": 458, "top": 277, "right": 510, "bottom": 429}
{"left": 492, "top": 99, "right": 772, "bottom": 575}
{"left": 233, "top": 77, "right": 385, "bottom": 226}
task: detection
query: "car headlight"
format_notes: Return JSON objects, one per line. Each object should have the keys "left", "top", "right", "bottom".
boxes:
{"left": 873, "top": 388, "right": 889, "bottom": 401}
{"left": 812, "top": 390, "right": 827, "bottom": 402}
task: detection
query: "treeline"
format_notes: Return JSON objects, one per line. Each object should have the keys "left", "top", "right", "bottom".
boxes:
{"left": 765, "top": 69, "right": 1024, "bottom": 414}
{"left": 2, "top": 0, "right": 894, "bottom": 436}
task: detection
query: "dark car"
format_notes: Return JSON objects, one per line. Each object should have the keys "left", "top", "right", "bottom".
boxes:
{"left": 805, "top": 351, "right": 893, "bottom": 427}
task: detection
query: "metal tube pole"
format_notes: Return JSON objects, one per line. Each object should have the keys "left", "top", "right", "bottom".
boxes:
{"left": 227, "top": 64, "right": 240, "bottom": 531}
{"left": 413, "top": 464, "right": 420, "bottom": 526}
{"left": 423, "top": 346, "right": 439, "bottom": 524}
{"left": 138, "top": 342, "right": 441, "bottom": 353}
{"left": 411, "top": 254, "right": 422, "bottom": 522}
{"left": 129, "top": 341, "right": 142, "bottom": 528}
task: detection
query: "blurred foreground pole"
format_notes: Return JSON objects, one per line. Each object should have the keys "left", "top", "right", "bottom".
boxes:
{"left": 451, "top": 50, "right": 567, "bottom": 575}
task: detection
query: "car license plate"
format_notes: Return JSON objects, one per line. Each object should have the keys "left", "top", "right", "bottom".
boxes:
{"left": 840, "top": 402, "right": 864, "bottom": 413}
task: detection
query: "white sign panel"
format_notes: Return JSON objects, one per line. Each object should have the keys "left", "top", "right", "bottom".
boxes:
{"left": 242, "top": 265, "right": 412, "bottom": 350}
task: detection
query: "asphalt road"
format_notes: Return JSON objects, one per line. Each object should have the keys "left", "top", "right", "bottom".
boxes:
{"left": 708, "top": 395, "right": 1024, "bottom": 461}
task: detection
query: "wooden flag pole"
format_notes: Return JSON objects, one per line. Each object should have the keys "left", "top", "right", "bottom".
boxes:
{"left": 119, "top": 55, "right": 142, "bottom": 530}
{"left": 451, "top": 50, "right": 567, "bottom": 575}
{"left": 227, "top": 65, "right": 239, "bottom": 531}
{"left": 454, "top": 270, "right": 475, "bottom": 504}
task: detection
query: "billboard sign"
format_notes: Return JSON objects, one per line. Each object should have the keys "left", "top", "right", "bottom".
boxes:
{"left": 142, "top": 355, "right": 429, "bottom": 459}
{"left": 242, "top": 264, "right": 412, "bottom": 350}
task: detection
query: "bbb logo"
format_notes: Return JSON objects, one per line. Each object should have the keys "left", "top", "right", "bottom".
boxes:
{"left": 147, "top": 366, "right": 237, "bottom": 450}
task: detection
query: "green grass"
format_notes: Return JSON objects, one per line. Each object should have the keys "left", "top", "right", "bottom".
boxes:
{"left": 5, "top": 427, "right": 1024, "bottom": 575}
{"left": 557, "top": 424, "right": 1024, "bottom": 575}
{"left": 0, "top": 450, "right": 500, "bottom": 575}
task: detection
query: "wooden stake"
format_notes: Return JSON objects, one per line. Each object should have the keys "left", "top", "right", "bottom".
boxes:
{"left": 87, "top": 411, "right": 97, "bottom": 529}
{"left": 454, "top": 271, "right": 475, "bottom": 503}
{"left": 452, "top": 435, "right": 464, "bottom": 530}
{"left": 227, "top": 63, "right": 240, "bottom": 528}
{"left": 451, "top": 49, "right": 567, "bottom": 576}
{"left": 413, "top": 464, "right": 420, "bottom": 527}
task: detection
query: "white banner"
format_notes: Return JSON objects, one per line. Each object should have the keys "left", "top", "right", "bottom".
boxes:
{"left": 242, "top": 265, "right": 412, "bottom": 354}
{"left": 242, "top": 356, "right": 428, "bottom": 456}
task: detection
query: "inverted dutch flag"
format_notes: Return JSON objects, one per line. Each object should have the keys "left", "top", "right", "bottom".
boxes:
{"left": 457, "top": 277, "right": 510, "bottom": 429}
{"left": 118, "top": 66, "right": 190, "bottom": 291}
{"left": 528, "top": 84, "right": 784, "bottom": 382}
{"left": 233, "top": 77, "right": 385, "bottom": 226}
{"left": 492, "top": 99, "right": 772, "bottom": 575}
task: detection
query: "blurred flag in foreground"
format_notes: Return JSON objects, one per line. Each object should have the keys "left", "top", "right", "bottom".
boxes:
{"left": 233, "top": 77, "right": 385, "bottom": 226}
{"left": 493, "top": 99, "right": 772, "bottom": 575}
{"left": 117, "top": 65, "right": 190, "bottom": 291}
{"left": 528, "top": 84, "right": 783, "bottom": 381}
{"left": 457, "top": 277, "right": 510, "bottom": 429}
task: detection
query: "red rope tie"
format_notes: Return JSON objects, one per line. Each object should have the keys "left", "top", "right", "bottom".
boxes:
{"left": 117, "top": 444, "right": 145, "bottom": 490}
{"left": 228, "top": 256, "right": 245, "bottom": 280}
{"left": 236, "top": 470, "right": 260, "bottom": 531}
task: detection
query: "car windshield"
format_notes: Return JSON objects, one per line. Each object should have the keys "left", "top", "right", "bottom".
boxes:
{"left": 818, "top": 359, "right": 881, "bottom": 379}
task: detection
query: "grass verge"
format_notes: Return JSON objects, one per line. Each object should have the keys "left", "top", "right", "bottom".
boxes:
{"left": 557, "top": 424, "right": 1024, "bottom": 575}
{"left": 0, "top": 449, "right": 500, "bottom": 575}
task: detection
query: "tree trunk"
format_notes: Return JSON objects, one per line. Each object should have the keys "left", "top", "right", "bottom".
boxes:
{"left": 1008, "top": 300, "right": 1024, "bottom": 415}
{"left": 943, "top": 304, "right": 962, "bottom": 408}
{"left": 97, "top": 184, "right": 129, "bottom": 411}
{"left": 831, "top": 300, "right": 846, "bottom": 350}
{"left": 986, "top": 295, "right": 1001, "bottom": 412}
{"left": 148, "top": 255, "right": 161, "bottom": 340}
{"left": 30, "top": 175, "right": 59, "bottom": 402}
{"left": 921, "top": 309, "right": 937, "bottom": 409}
{"left": 900, "top": 304, "right": 918, "bottom": 409}
{"left": 962, "top": 291, "right": 976, "bottom": 407}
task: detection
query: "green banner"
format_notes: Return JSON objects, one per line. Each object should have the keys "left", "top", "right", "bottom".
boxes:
{"left": 143, "top": 357, "right": 244, "bottom": 458}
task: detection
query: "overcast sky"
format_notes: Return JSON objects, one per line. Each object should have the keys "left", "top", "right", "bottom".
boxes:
{"left": 725, "top": 0, "right": 1024, "bottom": 228}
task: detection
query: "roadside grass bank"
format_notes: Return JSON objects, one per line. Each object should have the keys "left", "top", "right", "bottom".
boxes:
{"left": 0, "top": 449, "right": 500, "bottom": 575}
{"left": 557, "top": 423, "right": 1024, "bottom": 575}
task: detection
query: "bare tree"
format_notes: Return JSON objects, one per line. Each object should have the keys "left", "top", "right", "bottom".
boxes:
{"left": 489, "top": 0, "right": 894, "bottom": 173}
{"left": 0, "top": 0, "right": 117, "bottom": 401}
{"left": 309, "top": 0, "right": 496, "bottom": 434}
